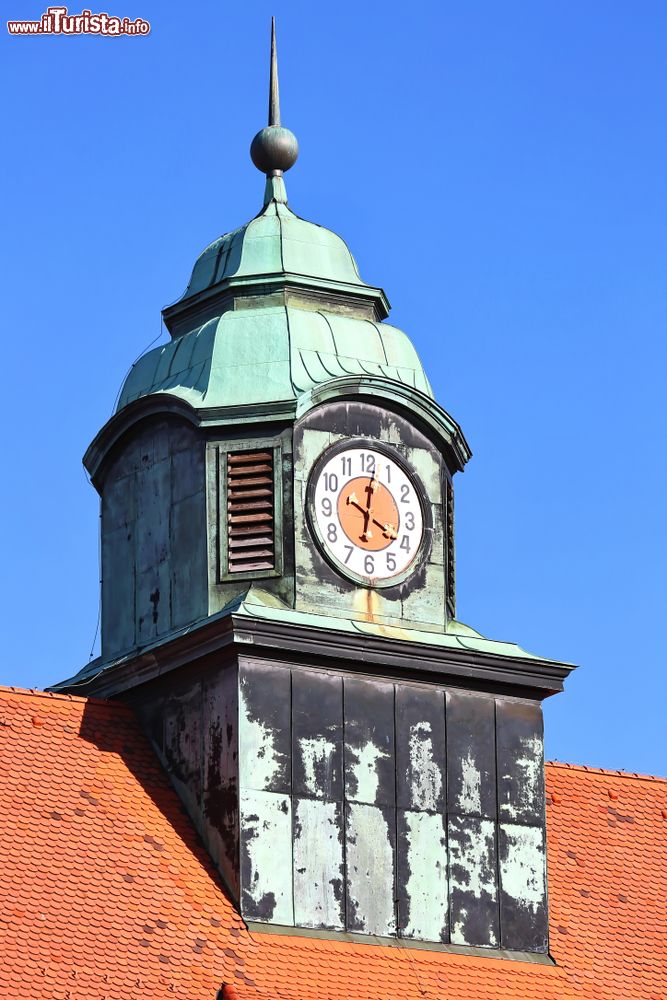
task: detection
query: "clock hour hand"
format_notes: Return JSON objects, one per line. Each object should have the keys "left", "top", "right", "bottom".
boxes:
{"left": 372, "top": 517, "right": 397, "bottom": 540}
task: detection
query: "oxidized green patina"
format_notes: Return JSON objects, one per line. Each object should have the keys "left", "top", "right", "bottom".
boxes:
{"left": 118, "top": 191, "right": 433, "bottom": 413}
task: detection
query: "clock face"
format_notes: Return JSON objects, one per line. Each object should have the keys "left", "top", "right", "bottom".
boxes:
{"left": 310, "top": 445, "right": 425, "bottom": 586}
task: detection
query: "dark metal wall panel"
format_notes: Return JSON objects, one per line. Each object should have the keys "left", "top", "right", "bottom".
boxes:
{"left": 240, "top": 789, "right": 293, "bottom": 925}
{"left": 448, "top": 815, "right": 499, "bottom": 948}
{"left": 171, "top": 490, "right": 207, "bottom": 630}
{"left": 293, "top": 798, "right": 345, "bottom": 930}
{"left": 446, "top": 691, "right": 496, "bottom": 819}
{"left": 164, "top": 684, "right": 202, "bottom": 808}
{"left": 203, "top": 665, "right": 239, "bottom": 900}
{"left": 496, "top": 700, "right": 545, "bottom": 825}
{"left": 100, "top": 419, "right": 207, "bottom": 660}
{"left": 345, "top": 802, "right": 396, "bottom": 937}
{"left": 239, "top": 661, "right": 291, "bottom": 793}
{"left": 343, "top": 676, "right": 395, "bottom": 807}
{"left": 396, "top": 685, "right": 445, "bottom": 813}
{"left": 292, "top": 669, "right": 343, "bottom": 801}
{"left": 135, "top": 457, "right": 171, "bottom": 646}
{"left": 397, "top": 809, "right": 448, "bottom": 942}
{"left": 499, "top": 823, "right": 548, "bottom": 952}
{"left": 101, "top": 525, "right": 135, "bottom": 657}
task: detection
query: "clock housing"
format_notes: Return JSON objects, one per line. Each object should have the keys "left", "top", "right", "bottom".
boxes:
{"left": 307, "top": 440, "right": 430, "bottom": 588}
{"left": 294, "top": 397, "right": 456, "bottom": 629}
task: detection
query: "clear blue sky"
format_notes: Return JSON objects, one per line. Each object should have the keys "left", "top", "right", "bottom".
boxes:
{"left": 1, "top": 1, "right": 665, "bottom": 776}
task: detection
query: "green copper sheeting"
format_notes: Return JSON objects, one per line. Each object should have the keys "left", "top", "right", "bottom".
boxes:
{"left": 51, "top": 585, "right": 571, "bottom": 693}
{"left": 183, "top": 201, "right": 364, "bottom": 298}
{"left": 118, "top": 306, "right": 432, "bottom": 411}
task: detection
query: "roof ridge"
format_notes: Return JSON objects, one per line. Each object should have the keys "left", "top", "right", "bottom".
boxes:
{"left": 546, "top": 759, "right": 667, "bottom": 784}
{"left": 0, "top": 684, "right": 130, "bottom": 712}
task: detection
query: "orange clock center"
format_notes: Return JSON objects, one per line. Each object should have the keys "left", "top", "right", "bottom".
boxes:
{"left": 337, "top": 477, "right": 400, "bottom": 552}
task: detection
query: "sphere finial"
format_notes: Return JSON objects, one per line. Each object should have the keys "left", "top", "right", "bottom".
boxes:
{"left": 250, "top": 17, "right": 299, "bottom": 197}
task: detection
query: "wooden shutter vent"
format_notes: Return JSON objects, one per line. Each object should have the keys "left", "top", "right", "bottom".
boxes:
{"left": 227, "top": 450, "right": 275, "bottom": 573}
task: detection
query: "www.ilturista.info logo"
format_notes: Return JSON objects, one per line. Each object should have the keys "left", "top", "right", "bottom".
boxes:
{"left": 7, "top": 6, "right": 150, "bottom": 35}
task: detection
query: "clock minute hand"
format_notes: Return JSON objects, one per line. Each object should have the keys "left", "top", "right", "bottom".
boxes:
{"left": 360, "top": 477, "right": 379, "bottom": 541}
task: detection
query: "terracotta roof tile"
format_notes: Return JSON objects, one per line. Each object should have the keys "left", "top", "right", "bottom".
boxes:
{"left": 0, "top": 686, "right": 665, "bottom": 999}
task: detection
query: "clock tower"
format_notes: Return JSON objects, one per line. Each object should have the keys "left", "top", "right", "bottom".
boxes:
{"left": 55, "top": 22, "right": 573, "bottom": 958}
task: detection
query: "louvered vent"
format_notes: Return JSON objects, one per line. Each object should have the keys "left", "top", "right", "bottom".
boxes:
{"left": 227, "top": 450, "right": 275, "bottom": 573}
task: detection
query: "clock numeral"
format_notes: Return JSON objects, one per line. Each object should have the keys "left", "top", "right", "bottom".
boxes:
{"left": 364, "top": 554, "right": 375, "bottom": 575}
{"left": 321, "top": 497, "right": 333, "bottom": 516}
{"left": 344, "top": 545, "right": 353, "bottom": 564}
{"left": 327, "top": 523, "right": 338, "bottom": 543}
{"left": 386, "top": 553, "right": 396, "bottom": 572}
{"left": 385, "top": 464, "right": 392, "bottom": 483}
{"left": 400, "top": 535, "right": 411, "bottom": 553}
{"left": 405, "top": 511, "right": 415, "bottom": 530}
{"left": 341, "top": 456, "right": 352, "bottom": 476}
{"left": 324, "top": 472, "right": 339, "bottom": 492}
{"left": 400, "top": 484, "right": 410, "bottom": 503}
{"left": 360, "top": 453, "right": 375, "bottom": 474}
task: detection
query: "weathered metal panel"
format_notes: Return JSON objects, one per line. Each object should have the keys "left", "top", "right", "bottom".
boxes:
{"left": 135, "top": 561, "right": 171, "bottom": 646}
{"left": 448, "top": 814, "right": 499, "bottom": 947}
{"left": 293, "top": 798, "right": 345, "bottom": 930}
{"left": 344, "top": 676, "right": 395, "bottom": 806}
{"left": 397, "top": 809, "right": 448, "bottom": 942}
{"left": 496, "top": 699, "right": 545, "bottom": 825}
{"left": 171, "top": 490, "right": 207, "bottom": 629}
{"left": 135, "top": 456, "right": 171, "bottom": 644}
{"left": 239, "top": 661, "right": 290, "bottom": 793}
{"left": 499, "top": 823, "right": 548, "bottom": 952}
{"left": 171, "top": 439, "right": 204, "bottom": 503}
{"left": 292, "top": 669, "right": 343, "bottom": 801}
{"left": 101, "top": 524, "right": 135, "bottom": 657}
{"left": 164, "top": 684, "right": 202, "bottom": 808}
{"left": 102, "top": 471, "right": 136, "bottom": 533}
{"left": 240, "top": 788, "right": 293, "bottom": 925}
{"left": 345, "top": 802, "right": 396, "bottom": 936}
{"left": 396, "top": 685, "right": 445, "bottom": 813}
{"left": 203, "top": 665, "right": 239, "bottom": 900}
{"left": 446, "top": 691, "right": 497, "bottom": 818}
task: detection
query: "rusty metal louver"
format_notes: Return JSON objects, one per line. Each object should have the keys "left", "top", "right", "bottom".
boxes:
{"left": 227, "top": 450, "right": 275, "bottom": 573}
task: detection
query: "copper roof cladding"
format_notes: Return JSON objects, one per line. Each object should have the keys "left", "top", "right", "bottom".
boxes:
{"left": 0, "top": 684, "right": 665, "bottom": 1000}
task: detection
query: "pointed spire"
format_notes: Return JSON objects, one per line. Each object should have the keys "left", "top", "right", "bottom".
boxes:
{"left": 268, "top": 16, "right": 280, "bottom": 127}
{"left": 250, "top": 18, "right": 298, "bottom": 206}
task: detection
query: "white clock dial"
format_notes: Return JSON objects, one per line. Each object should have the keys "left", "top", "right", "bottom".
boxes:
{"left": 310, "top": 446, "right": 425, "bottom": 585}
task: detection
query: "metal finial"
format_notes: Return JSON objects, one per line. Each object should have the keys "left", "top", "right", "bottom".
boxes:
{"left": 250, "top": 17, "right": 298, "bottom": 203}
{"left": 269, "top": 16, "right": 280, "bottom": 127}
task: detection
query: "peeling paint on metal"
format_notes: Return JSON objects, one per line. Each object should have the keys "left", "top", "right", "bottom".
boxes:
{"left": 240, "top": 789, "right": 293, "bottom": 925}
{"left": 501, "top": 735, "right": 543, "bottom": 820}
{"left": 459, "top": 750, "right": 482, "bottom": 815}
{"left": 499, "top": 823, "right": 545, "bottom": 911}
{"left": 448, "top": 815, "right": 498, "bottom": 947}
{"left": 346, "top": 803, "right": 396, "bottom": 936}
{"left": 349, "top": 741, "right": 388, "bottom": 805}
{"left": 298, "top": 737, "right": 338, "bottom": 797}
{"left": 293, "top": 798, "right": 344, "bottom": 930}
{"left": 408, "top": 722, "right": 442, "bottom": 811}
{"left": 239, "top": 683, "right": 282, "bottom": 791}
{"left": 400, "top": 810, "right": 447, "bottom": 941}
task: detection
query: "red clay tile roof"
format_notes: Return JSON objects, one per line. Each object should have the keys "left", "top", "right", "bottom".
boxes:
{"left": 0, "top": 686, "right": 665, "bottom": 1000}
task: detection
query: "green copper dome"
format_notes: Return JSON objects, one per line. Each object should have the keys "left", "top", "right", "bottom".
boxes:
{"left": 116, "top": 180, "right": 434, "bottom": 413}
{"left": 115, "top": 34, "right": 435, "bottom": 417}
{"left": 184, "top": 196, "right": 365, "bottom": 298}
